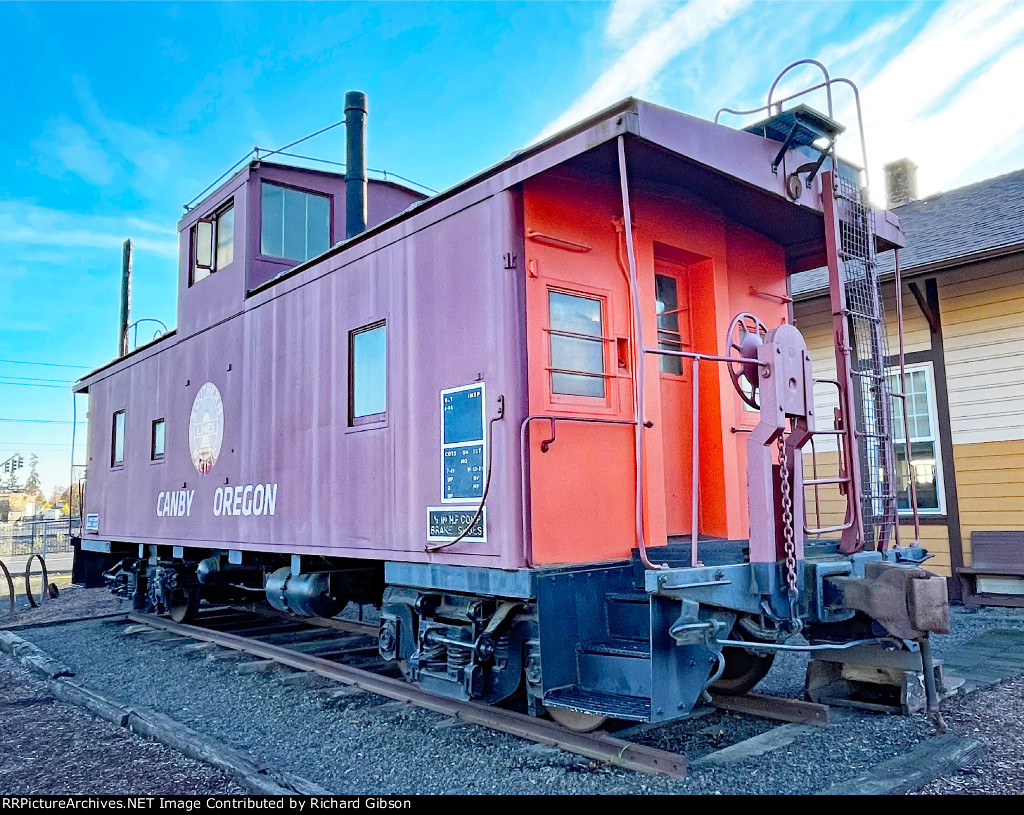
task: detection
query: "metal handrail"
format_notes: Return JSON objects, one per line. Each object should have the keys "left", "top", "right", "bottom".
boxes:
{"left": 519, "top": 415, "right": 641, "bottom": 568}
{"left": 803, "top": 378, "right": 857, "bottom": 537}
{"left": 714, "top": 63, "right": 871, "bottom": 194}
{"left": 642, "top": 345, "right": 761, "bottom": 567}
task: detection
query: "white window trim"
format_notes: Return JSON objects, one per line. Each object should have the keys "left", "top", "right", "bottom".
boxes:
{"left": 889, "top": 361, "right": 945, "bottom": 515}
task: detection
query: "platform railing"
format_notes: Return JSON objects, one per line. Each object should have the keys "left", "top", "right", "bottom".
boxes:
{"left": 802, "top": 377, "right": 858, "bottom": 538}
{"left": 641, "top": 346, "right": 760, "bottom": 568}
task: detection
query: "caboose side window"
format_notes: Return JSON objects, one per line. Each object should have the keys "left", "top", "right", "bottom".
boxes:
{"left": 151, "top": 418, "right": 165, "bottom": 461}
{"left": 215, "top": 204, "right": 234, "bottom": 269}
{"left": 111, "top": 410, "right": 125, "bottom": 468}
{"left": 349, "top": 321, "right": 387, "bottom": 425}
{"left": 189, "top": 200, "right": 234, "bottom": 285}
{"left": 548, "top": 290, "right": 607, "bottom": 398}
{"left": 260, "top": 182, "right": 331, "bottom": 263}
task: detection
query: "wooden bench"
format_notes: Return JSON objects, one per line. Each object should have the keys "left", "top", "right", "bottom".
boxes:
{"left": 958, "top": 531, "right": 1024, "bottom": 607}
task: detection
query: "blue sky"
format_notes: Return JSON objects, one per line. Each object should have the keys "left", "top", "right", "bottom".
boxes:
{"left": 2, "top": 0, "right": 1023, "bottom": 495}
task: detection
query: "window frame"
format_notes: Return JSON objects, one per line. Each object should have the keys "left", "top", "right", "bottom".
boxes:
{"left": 545, "top": 286, "right": 613, "bottom": 406}
{"left": 654, "top": 265, "right": 692, "bottom": 380}
{"left": 888, "top": 361, "right": 945, "bottom": 515}
{"left": 258, "top": 180, "right": 333, "bottom": 264}
{"left": 111, "top": 409, "right": 125, "bottom": 469}
{"left": 189, "top": 198, "right": 235, "bottom": 286}
{"left": 151, "top": 418, "right": 166, "bottom": 462}
{"left": 348, "top": 320, "right": 388, "bottom": 428}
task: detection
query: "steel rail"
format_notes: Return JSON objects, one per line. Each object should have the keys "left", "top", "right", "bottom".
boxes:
{"left": 709, "top": 693, "right": 829, "bottom": 725}
{"left": 128, "top": 611, "right": 688, "bottom": 779}
{"left": 230, "top": 603, "right": 378, "bottom": 638}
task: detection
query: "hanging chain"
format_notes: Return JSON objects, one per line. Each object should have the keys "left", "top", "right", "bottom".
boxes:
{"left": 777, "top": 433, "right": 801, "bottom": 630}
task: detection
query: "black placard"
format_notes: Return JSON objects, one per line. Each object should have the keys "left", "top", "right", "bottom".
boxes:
{"left": 427, "top": 507, "right": 486, "bottom": 542}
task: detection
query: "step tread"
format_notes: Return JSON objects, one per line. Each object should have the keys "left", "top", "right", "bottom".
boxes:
{"left": 604, "top": 592, "right": 650, "bottom": 603}
{"left": 544, "top": 686, "right": 651, "bottom": 721}
{"left": 580, "top": 638, "right": 651, "bottom": 657}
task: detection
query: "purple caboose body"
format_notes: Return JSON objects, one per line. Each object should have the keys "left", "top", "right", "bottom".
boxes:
{"left": 73, "top": 76, "right": 951, "bottom": 728}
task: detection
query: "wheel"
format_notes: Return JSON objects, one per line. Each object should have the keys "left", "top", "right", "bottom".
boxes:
{"left": 724, "top": 312, "right": 768, "bottom": 410}
{"left": 547, "top": 707, "right": 608, "bottom": 733}
{"left": 710, "top": 626, "right": 776, "bottom": 696}
{"left": 168, "top": 586, "right": 201, "bottom": 624}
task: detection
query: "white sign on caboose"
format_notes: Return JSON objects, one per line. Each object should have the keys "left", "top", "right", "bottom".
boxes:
{"left": 213, "top": 483, "right": 278, "bottom": 516}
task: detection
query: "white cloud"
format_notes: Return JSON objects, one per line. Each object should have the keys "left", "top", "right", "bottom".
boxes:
{"left": 842, "top": 0, "right": 1024, "bottom": 201}
{"left": 124, "top": 217, "right": 176, "bottom": 236}
{"left": 0, "top": 201, "right": 178, "bottom": 259}
{"left": 605, "top": 0, "right": 674, "bottom": 47}
{"left": 32, "top": 116, "right": 114, "bottom": 186}
{"left": 31, "top": 76, "right": 192, "bottom": 203}
{"left": 816, "top": 8, "right": 916, "bottom": 72}
{"left": 536, "top": 0, "right": 754, "bottom": 140}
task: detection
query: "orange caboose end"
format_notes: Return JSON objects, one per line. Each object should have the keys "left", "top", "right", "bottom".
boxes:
{"left": 523, "top": 165, "right": 789, "bottom": 566}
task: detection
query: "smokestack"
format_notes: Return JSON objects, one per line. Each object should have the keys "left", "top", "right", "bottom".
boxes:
{"left": 884, "top": 158, "right": 918, "bottom": 208}
{"left": 345, "top": 91, "right": 368, "bottom": 239}
{"left": 119, "top": 238, "right": 132, "bottom": 356}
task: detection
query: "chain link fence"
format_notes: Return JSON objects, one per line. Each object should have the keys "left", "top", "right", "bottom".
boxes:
{"left": 0, "top": 520, "right": 78, "bottom": 559}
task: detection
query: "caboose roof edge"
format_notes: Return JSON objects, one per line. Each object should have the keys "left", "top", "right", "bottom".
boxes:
{"left": 73, "top": 329, "right": 178, "bottom": 393}
{"left": 248, "top": 95, "right": 903, "bottom": 297}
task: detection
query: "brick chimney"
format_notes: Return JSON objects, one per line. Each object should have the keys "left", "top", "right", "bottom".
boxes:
{"left": 884, "top": 158, "right": 918, "bottom": 208}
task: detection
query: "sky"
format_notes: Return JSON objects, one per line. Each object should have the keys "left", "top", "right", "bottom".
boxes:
{"left": 2, "top": 0, "right": 1024, "bottom": 497}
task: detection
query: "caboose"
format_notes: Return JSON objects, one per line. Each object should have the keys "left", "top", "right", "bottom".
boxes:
{"left": 73, "top": 69, "right": 950, "bottom": 731}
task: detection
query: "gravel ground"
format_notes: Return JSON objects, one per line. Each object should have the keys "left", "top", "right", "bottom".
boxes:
{"left": 0, "top": 651, "right": 244, "bottom": 794}
{"left": 4, "top": 588, "right": 1024, "bottom": 795}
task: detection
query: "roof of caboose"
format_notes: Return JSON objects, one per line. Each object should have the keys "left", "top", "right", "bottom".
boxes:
{"left": 74, "top": 96, "right": 904, "bottom": 390}
{"left": 244, "top": 96, "right": 903, "bottom": 296}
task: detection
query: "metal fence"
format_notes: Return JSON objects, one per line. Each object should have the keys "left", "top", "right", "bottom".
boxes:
{"left": 0, "top": 521, "right": 77, "bottom": 558}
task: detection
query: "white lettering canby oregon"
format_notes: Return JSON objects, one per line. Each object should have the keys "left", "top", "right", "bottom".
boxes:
{"left": 212, "top": 483, "right": 278, "bottom": 517}
{"left": 156, "top": 489, "right": 195, "bottom": 517}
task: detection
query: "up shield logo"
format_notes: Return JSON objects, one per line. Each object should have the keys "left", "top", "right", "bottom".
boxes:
{"left": 189, "top": 382, "right": 224, "bottom": 475}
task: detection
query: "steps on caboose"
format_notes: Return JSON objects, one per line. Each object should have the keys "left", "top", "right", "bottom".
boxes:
{"left": 544, "top": 686, "right": 651, "bottom": 722}
{"left": 577, "top": 637, "right": 652, "bottom": 697}
{"left": 580, "top": 638, "right": 651, "bottom": 657}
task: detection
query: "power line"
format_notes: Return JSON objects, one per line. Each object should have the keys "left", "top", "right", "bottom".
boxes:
{"left": 0, "top": 382, "right": 73, "bottom": 389}
{"left": 0, "top": 375, "right": 75, "bottom": 383}
{"left": 0, "top": 419, "right": 85, "bottom": 425}
{"left": 0, "top": 358, "right": 91, "bottom": 370}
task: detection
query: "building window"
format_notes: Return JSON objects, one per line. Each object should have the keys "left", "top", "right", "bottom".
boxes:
{"left": 151, "top": 418, "right": 165, "bottom": 461}
{"left": 888, "top": 364, "right": 943, "bottom": 513}
{"left": 548, "top": 290, "right": 607, "bottom": 398}
{"left": 111, "top": 410, "right": 125, "bottom": 468}
{"left": 190, "top": 201, "right": 234, "bottom": 285}
{"left": 349, "top": 321, "right": 387, "bottom": 425}
{"left": 261, "top": 182, "right": 331, "bottom": 263}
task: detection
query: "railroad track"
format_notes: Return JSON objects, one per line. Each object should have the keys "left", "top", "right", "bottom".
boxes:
{"left": 120, "top": 605, "right": 830, "bottom": 780}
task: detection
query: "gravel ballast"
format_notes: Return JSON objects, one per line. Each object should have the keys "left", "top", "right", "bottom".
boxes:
{"left": 0, "top": 653, "right": 244, "bottom": 795}
{"left": 4, "top": 588, "right": 1024, "bottom": 795}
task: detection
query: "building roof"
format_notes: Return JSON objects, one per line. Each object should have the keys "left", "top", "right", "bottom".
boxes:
{"left": 790, "top": 165, "right": 1024, "bottom": 298}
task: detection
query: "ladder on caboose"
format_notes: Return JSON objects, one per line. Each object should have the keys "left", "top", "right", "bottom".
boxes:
{"left": 822, "top": 172, "right": 899, "bottom": 552}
